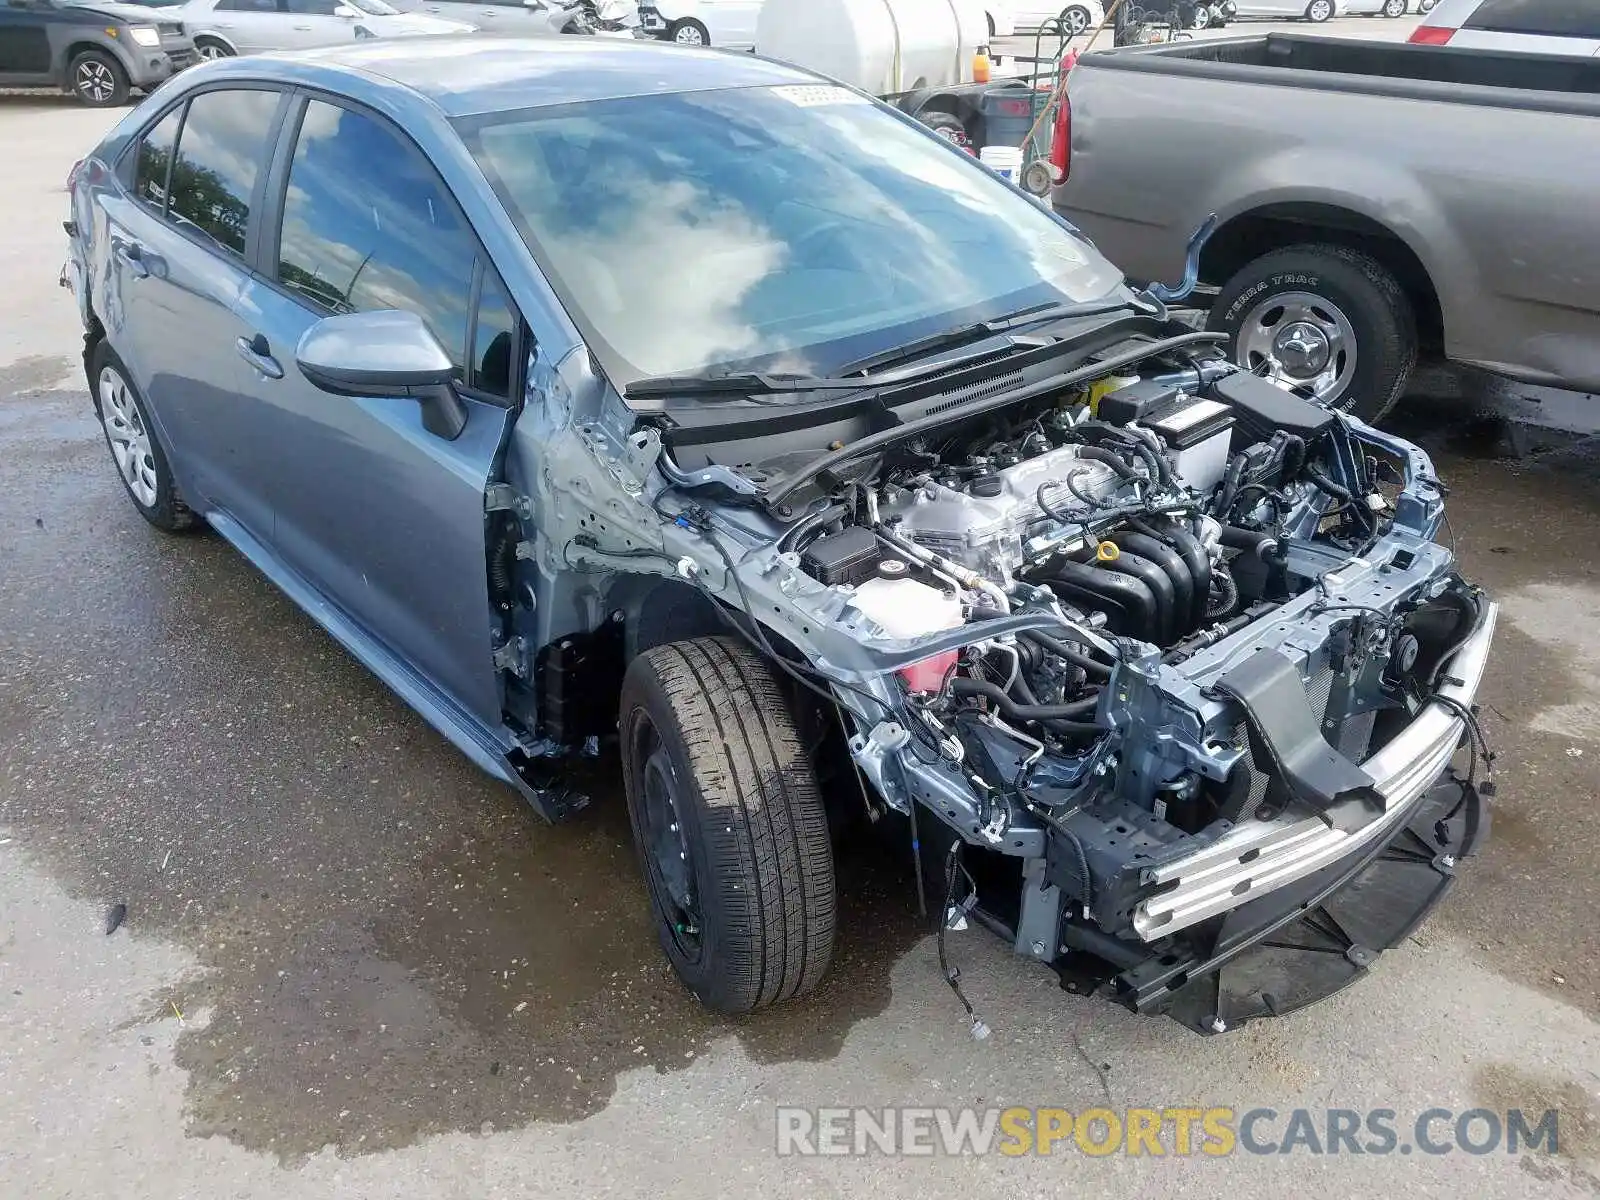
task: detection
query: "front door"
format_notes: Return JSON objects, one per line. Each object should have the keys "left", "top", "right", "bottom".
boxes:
{"left": 234, "top": 94, "right": 523, "bottom": 730}
{"left": 0, "top": 0, "right": 52, "bottom": 76}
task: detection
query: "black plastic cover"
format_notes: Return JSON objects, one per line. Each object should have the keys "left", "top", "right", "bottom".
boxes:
{"left": 801, "top": 526, "right": 881, "bottom": 587}
{"left": 1211, "top": 372, "right": 1336, "bottom": 443}
{"left": 1097, "top": 379, "right": 1183, "bottom": 425}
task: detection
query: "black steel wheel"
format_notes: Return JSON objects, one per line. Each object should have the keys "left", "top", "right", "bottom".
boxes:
{"left": 620, "top": 637, "right": 836, "bottom": 1014}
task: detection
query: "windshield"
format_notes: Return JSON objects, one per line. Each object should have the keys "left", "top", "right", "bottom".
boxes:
{"left": 459, "top": 84, "right": 1126, "bottom": 392}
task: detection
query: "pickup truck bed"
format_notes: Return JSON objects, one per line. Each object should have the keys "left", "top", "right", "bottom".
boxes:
{"left": 1053, "top": 35, "right": 1600, "bottom": 417}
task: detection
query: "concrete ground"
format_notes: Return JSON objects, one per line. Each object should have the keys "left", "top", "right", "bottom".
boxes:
{"left": 3, "top": 27, "right": 1599, "bottom": 1198}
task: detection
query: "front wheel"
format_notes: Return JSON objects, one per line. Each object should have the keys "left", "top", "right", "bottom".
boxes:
{"left": 620, "top": 637, "right": 836, "bottom": 1014}
{"left": 1382, "top": 0, "right": 1407, "bottom": 14}
{"left": 1304, "top": 0, "right": 1334, "bottom": 21}
{"left": 69, "top": 50, "right": 129, "bottom": 107}
{"left": 1209, "top": 244, "right": 1417, "bottom": 422}
{"left": 667, "top": 17, "right": 709, "bottom": 45}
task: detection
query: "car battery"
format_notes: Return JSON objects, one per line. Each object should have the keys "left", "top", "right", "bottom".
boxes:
{"left": 1145, "top": 396, "right": 1235, "bottom": 493}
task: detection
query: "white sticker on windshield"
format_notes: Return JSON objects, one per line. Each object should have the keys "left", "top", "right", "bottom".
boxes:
{"left": 769, "top": 85, "right": 868, "bottom": 108}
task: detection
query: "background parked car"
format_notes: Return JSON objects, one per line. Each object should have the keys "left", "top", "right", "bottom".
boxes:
{"left": 1344, "top": 0, "right": 1411, "bottom": 16}
{"left": 178, "top": 0, "right": 471, "bottom": 58}
{"left": 984, "top": 0, "right": 1016, "bottom": 37}
{"left": 638, "top": 0, "right": 760, "bottom": 46}
{"left": 1410, "top": 0, "right": 1596, "bottom": 53}
{"left": 1230, "top": 0, "right": 1345, "bottom": 19}
{"left": 0, "top": 0, "right": 194, "bottom": 104}
{"left": 1010, "top": 2, "right": 1105, "bottom": 35}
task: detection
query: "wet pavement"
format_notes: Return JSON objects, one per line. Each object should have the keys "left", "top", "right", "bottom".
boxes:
{"left": 2, "top": 99, "right": 1598, "bottom": 1199}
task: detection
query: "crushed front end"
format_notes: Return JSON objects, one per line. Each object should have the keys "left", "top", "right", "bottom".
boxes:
{"left": 732, "top": 357, "right": 1493, "bottom": 1033}
{"left": 578, "top": 326, "right": 1496, "bottom": 1032}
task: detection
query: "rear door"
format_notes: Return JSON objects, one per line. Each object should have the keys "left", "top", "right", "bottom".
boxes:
{"left": 277, "top": 0, "right": 358, "bottom": 46}
{"left": 233, "top": 93, "right": 524, "bottom": 730}
{"left": 99, "top": 85, "right": 289, "bottom": 538}
{"left": 203, "top": 0, "right": 292, "bottom": 52}
{"left": 1448, "top": 0, "right": 1600, "bottom": 54}
{"left": 701, "top": 0, "right": 760, "bottom": 48}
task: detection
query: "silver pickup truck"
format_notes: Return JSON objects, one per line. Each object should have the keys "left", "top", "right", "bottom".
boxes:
{"left": 1052, "top": 34, "right": 1600, "bottom": 418}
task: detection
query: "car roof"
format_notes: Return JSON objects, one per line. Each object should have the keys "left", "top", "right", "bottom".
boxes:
{"left": 257, "top": 36, "right": 822, "bottom": 118}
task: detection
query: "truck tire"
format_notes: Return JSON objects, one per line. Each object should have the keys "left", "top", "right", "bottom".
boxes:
{"left": 918, "top": 110, "right": 974, "bottom": 152}
{"left": 1209, "top": 244, "right": 1417, "bottom": 423}
{"left": 69, "top": 50, "right": 129, "bottom": 107}
{"left": 619, "top": 637, "right": 836, "bottom": 1013}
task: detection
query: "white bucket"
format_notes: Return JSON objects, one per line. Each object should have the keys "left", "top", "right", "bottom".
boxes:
{"left": 979, "top": 144, "right": 1023, "bottom": 184}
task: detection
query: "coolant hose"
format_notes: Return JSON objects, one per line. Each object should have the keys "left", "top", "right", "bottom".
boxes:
{"left": 1017, "top": 628, "right": 1114, "bottom": 680}
{"left": 950, "top": 678, "right": 1101, "bottom": 729}
{"left": 1075, "top": 445, "right": 1141, "bottom": 482}
{"left": 1220, "top": 524, "right": 1287, "bottom": 563}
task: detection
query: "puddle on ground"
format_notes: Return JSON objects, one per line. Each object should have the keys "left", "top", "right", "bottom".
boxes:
{"left": 0, "top": 385, "right": 926, "bottom": 1162}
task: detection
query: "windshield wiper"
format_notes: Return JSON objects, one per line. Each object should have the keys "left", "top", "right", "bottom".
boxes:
{"left": 624, "top": 370, "right": 867, "bottom": 400}
{"left": 834, "top": 297, "right": 1145, "bottom": 378}
{"left": 624, "top": 298, "right": 1145, "bottom": 401}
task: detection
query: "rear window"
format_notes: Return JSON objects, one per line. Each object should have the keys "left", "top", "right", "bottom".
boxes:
{"left": 1463, "top": 0, "right": 1599, "bottom": 37}
{"left": 166, "top": 88, "right": 281, "bottom": 258}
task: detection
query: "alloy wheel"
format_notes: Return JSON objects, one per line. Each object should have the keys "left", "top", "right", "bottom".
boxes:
{"left": 99, "top": 365, "right": 158, "bottom": 508}
{"left": 75, "top": 60, "right": 116, "bottom": 105}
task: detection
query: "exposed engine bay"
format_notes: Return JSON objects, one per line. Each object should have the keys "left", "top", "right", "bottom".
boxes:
{"left": 553, "top": 330, "right": 1496, "bottom": 1034}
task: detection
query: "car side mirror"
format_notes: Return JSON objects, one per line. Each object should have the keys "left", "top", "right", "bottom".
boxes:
{"left": 296, "top": 310, "right": 468, "bottom": 440}
{"left": 333, "top": 4, "right": 358, "bottom": 15}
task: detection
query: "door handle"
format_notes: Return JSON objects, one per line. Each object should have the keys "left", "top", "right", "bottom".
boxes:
{"left": 236, "top": 333, "right": 283, "bottom": 380}
{"left": 292, "top": 23, "right": 313, "bottom": 29}
{"left": 113, "top": 239, "right": 149, "bottom": 279}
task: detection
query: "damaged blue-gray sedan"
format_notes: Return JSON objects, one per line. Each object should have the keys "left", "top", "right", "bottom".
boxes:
{"left": 63, "top": 37, "right": 1496, "bottom": 1035}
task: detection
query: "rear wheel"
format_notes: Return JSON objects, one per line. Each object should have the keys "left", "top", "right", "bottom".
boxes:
{"left": 918, "top": 109, "right": 975, "bottom": 152}
{"left": 194, "top": 37, "right": 234, "bottom": 60}
{"left": 91, "top": 343, "right": 198, "bottom": 533}
{"left": 1209, "top": 243, "right": 1417, "bottom": 422}
{"left": 69, "top": 50, "right": 128, "bottom": 107}
{"left": 620, "top": 637, "right": 836, "bottom": 1014}
{"left": 1304, "top": 0, "right": 1334, "bottom": 20}
{"left": 1382, "top": 0, "right": 1406, "bottom": 14}
{"left": 667, "top": 17, "right": 709, "bottom": 45}
{"left": 1058, "top": 4, "right": 1092, "bottom": 35}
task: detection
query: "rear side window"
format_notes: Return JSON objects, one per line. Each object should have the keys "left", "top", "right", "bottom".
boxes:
{"left": 275, "top": 99, "right": 486, "bottom": 385}
{"left": 1463, "top": 0, "right": 1598, "bottom": 37}
{"left": 167, "top": 89, "right": 282, "bottom": 257}
{"left": 133, "top": 106, "right": 183, "bottom": 211}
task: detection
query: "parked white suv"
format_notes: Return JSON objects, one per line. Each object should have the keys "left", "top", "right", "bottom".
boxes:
{"left": 1410, "top": 0, "right": 1600, "bottom": 54}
